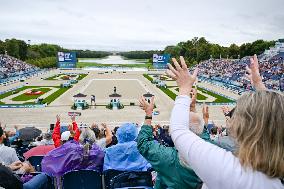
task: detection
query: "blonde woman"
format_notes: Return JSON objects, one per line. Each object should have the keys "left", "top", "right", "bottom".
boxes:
{"left": 167, "top": 55, "right": 284, "bottom": 189}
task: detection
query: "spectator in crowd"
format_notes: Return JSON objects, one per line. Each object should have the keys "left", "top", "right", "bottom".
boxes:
{"left": 42, "top": 126, "right": 104, "bottom": 177}
{"left": 195, "top": 55, "right": 283, "bottom": 93}
{"left": 137, "top": 95, "right": 213, "bottom": 189}
{"left": 91, "top": 122, "right": 112, "bottom": 149}
{"left": 167, "top": 55, "right": 284, "bottom": 189}
{"left": 23, "top": 133, "right": 55, "bottom": 160}
{"left": 0, "top": 54, "right": 39, "bottom": 82}
{"left": 214, "top": 106, "right": 237, "bottom": 152}
{"left": 0, "top": 126, "right": 19, "bottom": 165}
{"left": 106, "top": 126, "right": 119, "bottom": 148}
{"left": 209, "top": 127, "right": 218, "bottom": 141}
{"left": 3, "top": 125, "right": 20, "bottom": 146}
{"left": 52, "top": 115, "right": 80, "bottom": 148}
{"left": 32, "top": 133, "right": 54, "bottom": 146}
{"left": 157, "top": 125, "right": 174, "bottom": 147}
{"left": 0, "top": 162, "right": 50, "bottom": 189}
{"left": 104, "top": 123, "right": 151, "bottom": 171}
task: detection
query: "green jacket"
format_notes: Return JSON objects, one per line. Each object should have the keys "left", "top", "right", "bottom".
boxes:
{"left": 137, "top": 125, "right": 207, "bottom": 189}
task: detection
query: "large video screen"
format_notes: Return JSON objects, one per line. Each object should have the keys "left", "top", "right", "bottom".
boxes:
{"left": 153, "top": 54, "right": 170, "bottom": 69}
{"left": 57, "top": 52, "right": 77, "bottom": 68}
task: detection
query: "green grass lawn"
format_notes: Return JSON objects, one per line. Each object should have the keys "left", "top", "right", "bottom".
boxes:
{"left": 77, "top": 74, "right": 88, "bottom": 80}
{"left": 42, "top": 87, "right": 69, "bottom": 104}
{"left": 143, "top": 74, "right": 234, "bottom": 103}
{"left": 198, "top": 87, "right": 235, "bottom": 103}
{"left": 160, "top": 87, "right": 177, "bottom": 100}
{"left": 12, "top": 88, "right": 52, "bottom": 101}
{"left": 175, "top": 88, "right": 207, "bottom": 100}
{"left": 0, "top": 85, "right": 70, "bottom": 105}
{"left": 0, "top": 86, "right": 40, "bottom": 104}
{"left": 143, "top": 74, "right": 154, "bottom": 82}
{"left": 45, "top": 75, "right": 60, "bottom": 80}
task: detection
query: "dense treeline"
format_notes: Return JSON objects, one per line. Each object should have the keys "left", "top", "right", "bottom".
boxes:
{"left": 0, "top": 38, "right": 110, "bottom": 68}
{"left": 119, "top": 50, "right": 163, "bottom": 59}
{"left": 26, "top": 57, "right": 57, "bottom": 68}
{"left": 119, "top": 37, "right": 276, "bottom": 65}
{"left": 163, "top": 37, "right": 275, "bottom": 65}
{"left": 0, "top": 37, "right": 277, "bottom": 68}
{"left": 73, "top": 50, "right": 111, "bottom": 58}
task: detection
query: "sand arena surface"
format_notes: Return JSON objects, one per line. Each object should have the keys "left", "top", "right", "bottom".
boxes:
{"left": 0, "top": 69, "right": 235, "bottom": 130}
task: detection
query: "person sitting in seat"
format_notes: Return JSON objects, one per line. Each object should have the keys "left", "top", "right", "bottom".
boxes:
{"left": 0, "top": 162, "right": 49, "bottom": 189}
{"left": 137, "top": 96, "right": 210, "bottom": 189}
{"left": 91, "top": 123, "right": 112, "bottom": 149}
{"left": 0, "top": 126, "right": 19, "bottom": 165}
{"left": 42, "top": 126, "right": 104, "bottom": 177}
{"left": 104, "top": 123, "right": 151, "bottom": 171}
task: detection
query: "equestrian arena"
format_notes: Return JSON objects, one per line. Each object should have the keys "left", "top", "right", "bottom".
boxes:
{"left": 0, "top": 68, "right": 239, "bottom": 130}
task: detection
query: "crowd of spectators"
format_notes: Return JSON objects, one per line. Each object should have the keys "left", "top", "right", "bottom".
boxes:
{"left": 0, "top": 55, "right": 283, "bottom": 189}
{"left": 195, "top": 55, "right": 284, "bottom": 93}
{"left": 0, "top": 54, "right": 39, "bottom": 82}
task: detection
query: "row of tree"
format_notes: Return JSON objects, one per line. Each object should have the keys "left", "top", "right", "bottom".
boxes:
{"left": 119, "top": 37, "right": 276, "bottom": 65}
{"left": 119, "top": 50, "right": 163, "bottom": 59}
{"left": 0, "top": 37, "right": 277, "bottom": 68}
{"left": 0, "top": 38, "right": 111, "bottom": 68}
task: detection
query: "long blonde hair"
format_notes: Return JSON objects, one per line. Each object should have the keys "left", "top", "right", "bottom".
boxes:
{"left": 229, "top": 90, "right": 284, "bottom": 178}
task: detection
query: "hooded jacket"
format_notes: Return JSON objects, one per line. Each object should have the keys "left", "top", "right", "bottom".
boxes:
{"left": 137, "top": 125, "right": 214, "bottom": 189}
{"left": 103, "top": 123, "right": 151, "bottom": 171}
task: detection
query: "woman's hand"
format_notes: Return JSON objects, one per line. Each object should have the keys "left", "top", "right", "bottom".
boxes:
{"left": 139, "top": 96, "right": 155, "bottom": 116}
{"left": 166, "top": 56, "right": 198, "bottom": 96}
{"left": 246, "top": 54, "right": 266, "bottom": 90}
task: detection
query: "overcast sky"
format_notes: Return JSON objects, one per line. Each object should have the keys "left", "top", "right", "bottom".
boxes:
{"left": 0, "top": 0, "right": 283, "bottom": 51}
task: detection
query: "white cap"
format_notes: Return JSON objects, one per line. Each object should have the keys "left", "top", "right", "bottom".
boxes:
{"left": 61, "top": 131, "right": 71, "bottom": 141}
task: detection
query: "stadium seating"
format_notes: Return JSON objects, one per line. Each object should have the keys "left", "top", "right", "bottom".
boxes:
{"left": 195, "top": 56, "right": 283, "bottom": 93}
{"left": 28, "top": 156, "right": 44, "bottom": 172}
{"left": 0, "top": 54, "right": 40, "bottom": 84}
{"left": 109, "top": 171, "right": 153, "bottom": 189}
{"left": 103, "top": 169, "right": 125, "bottom": 189}
{"left": 62, "top": 170, "right": 103, "bottom": 189}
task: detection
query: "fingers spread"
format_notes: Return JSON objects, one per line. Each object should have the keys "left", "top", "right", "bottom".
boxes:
{"left": 246, "top": 66, "right": 252, "bottom": 74}
{"left": 150, "top": 96, "right": 155, "bottom": 106}
{"left": 192, "top": 68, "right": 199, "bottom": 79}
{"left": 166, "top": 68, "right": 177, "bottom": 80}
{"left": 172, "top": 58, "right": 182, "bottom": 71}
{"left": 180, "top": 56, "right": 188, "bottom": 70}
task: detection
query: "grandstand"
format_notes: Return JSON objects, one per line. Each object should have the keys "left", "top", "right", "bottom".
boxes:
{"left": 193, "top": 49, "right": 284, "bottom": 94}
{"left": 0, "top": 54, "right": 42, "bottom": 86}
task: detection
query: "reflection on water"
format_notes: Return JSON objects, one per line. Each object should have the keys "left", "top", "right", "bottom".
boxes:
{"left": 78, "top": 55, "right": 146, "bottom": 65}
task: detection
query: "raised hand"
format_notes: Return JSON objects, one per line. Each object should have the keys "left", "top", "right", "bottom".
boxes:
{"left": 166, "top": 56, "right": 198, "bottom": 96}
{"left": 101, "top": 123, "right": 107, "bottom": 129}
{"left": 71, "top": 115, "right": 76, "bottom": 122}
{"left": 221, "top": 106, "right": 231, "bottom": 116}
{"left": 246, "top": 54, "right": 266, "bottom": 90}
{"left": 91, "top": 122, "right": 98, "bottom": 129}
{"left": 202, "top": 104, "right": 209, "bottom": 125}
{"left": 190, "top": 88, "right": 197, "bottom": 112}
{"left": 56, "top": 115, "right": 60, "bottom": 122}
{"left": 68, "top": 124, "right": 73, "bottom": 131}
{"left": 139, "top": 96, "right": 155, "bottom": 116}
